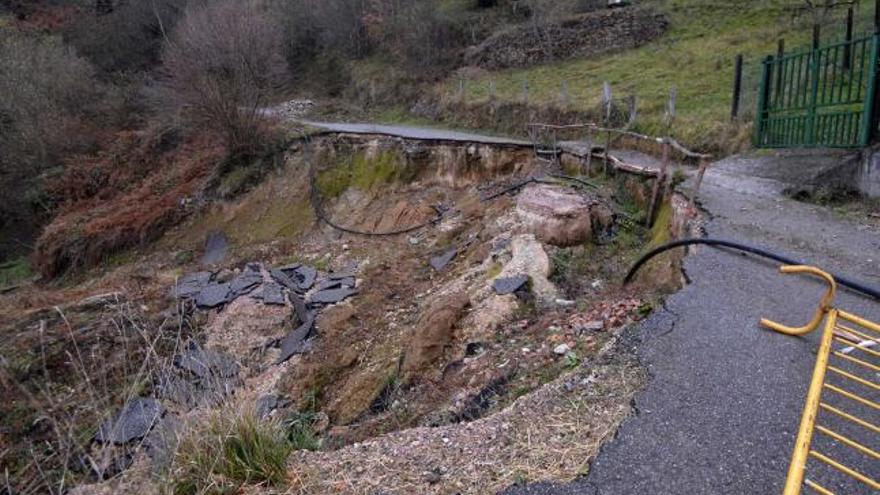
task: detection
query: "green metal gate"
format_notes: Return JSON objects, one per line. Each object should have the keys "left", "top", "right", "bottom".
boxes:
{"left": 755, "top": 34, "right": 880, "bottom": 148}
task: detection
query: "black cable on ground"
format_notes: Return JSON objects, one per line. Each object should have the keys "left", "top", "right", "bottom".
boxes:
{"left": 624, "top": 238, "right": 880, "bottom": 301}
{"left": 549, "top": 173, "right": 599, "bottom": 189}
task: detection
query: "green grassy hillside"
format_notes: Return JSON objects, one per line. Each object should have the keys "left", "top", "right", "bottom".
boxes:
{"left": 437, "top": 0, "right": 877, "bottom": 152}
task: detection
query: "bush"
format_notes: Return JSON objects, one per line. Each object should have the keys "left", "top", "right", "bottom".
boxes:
{"left": 160, "top": 0, "right": 288, "bottom": 157}
{"left": 168, "top": 407, "right": 293, "bottom": 495}
{"left": 0, "top": 30, "right": 106, "bottom": 260}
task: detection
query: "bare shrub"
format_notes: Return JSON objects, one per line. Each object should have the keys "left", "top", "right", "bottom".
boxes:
{"left": 160, "top": 0, "right": 288, "bottom": 156}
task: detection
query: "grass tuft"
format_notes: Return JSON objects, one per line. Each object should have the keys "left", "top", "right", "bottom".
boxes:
{"left": 168, "top": 407, "right": 293, "bottom": 495}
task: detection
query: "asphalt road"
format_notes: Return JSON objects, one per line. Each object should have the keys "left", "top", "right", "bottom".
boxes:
{"left": 502, "top": 154, "right": 880, "bottom": 494}
{"left": 303, "top": 121, "right": 531, "bottom": 146}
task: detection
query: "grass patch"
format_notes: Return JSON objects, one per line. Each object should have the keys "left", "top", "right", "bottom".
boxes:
{"left": 168, "top": 407, "right": 293, "bottom": 495}
{"left": 0, "top": 257, "right": 32, "bottom": 287}
{"left": 283, "top": 411, "right": 322, "bottom": 452}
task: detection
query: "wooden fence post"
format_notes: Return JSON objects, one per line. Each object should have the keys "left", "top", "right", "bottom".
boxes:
{"left": 585, "top": 126, "right": 594, "bottom": 176}
{"left": 489, "top": 80, "right": 496, "bottom": 103}
{"left": 522, "top": 80, "right": 529, "bottom": 104}
{"left": 731, "top": 54, "right": 744, "bottom": 120}
{"left": 458, "top": 78, "right": 465, "bottom": 102}
{"left": 560, "top": 80, "right": 570, "bottom": 107}
{"left": 690, "top": 156, "right": 710, "bottom": 209}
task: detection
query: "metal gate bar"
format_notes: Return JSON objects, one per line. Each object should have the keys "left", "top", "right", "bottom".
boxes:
{"left": 761, "top": 266, "right": 879, "bottom": 494}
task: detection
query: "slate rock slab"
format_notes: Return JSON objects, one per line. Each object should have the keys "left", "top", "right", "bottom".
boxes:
{"left": 172, "top": 271, "right": 213, "bottom": 299}
{"left": 255, "top": 394, "right": 292, "bottom": 418}
{"left": 293, "top": 265, "right": 317, "bottom": 291}
{"left": 493, "top": 275, "right": 530, "bottom": 295}
{"left": 329, "top": 270, "right": 356, "bottom": 280}
{"left": 289, "top": 293, "right": 311, "bottom": 324}
{"left": 202, "top": 231, "right": 229, "bottom": 265}
{"left": 95, "top": 398, "right": 164, "bottom": 445}
{"left": 277, "top": 263, "right": 301, "bottom": 275}
{"left": 430, "top": 248, "right": 458, "bottom": 272}
{"left": 270, "top": 268, "right": 298, "bottom": 290}
{"left": 276, "top": 315, "right": 315, "bottom": 364}
{"left": 143, "top": 415, "right": 181, "bottom": 470}
{"left": 262, "top": 282, "right": 286, "bottom": 305}
{"left": 229, "top": 272, "right": 262, "bottom": 297}
{"left": 309, "top": 287, "right": 358, "bottom": 305}
{"left": 174, "top": 344, "right": 239, "bottom": 379}
{"left": 196, "top": 283, "right": 231, "bottom": 308}
{"left": 315, "top": 279, "right": 342, "bottom": 292}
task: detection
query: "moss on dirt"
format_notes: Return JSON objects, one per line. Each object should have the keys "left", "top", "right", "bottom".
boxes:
{"left": 647, "top": 200, "right": 673, "bottom": 250}
{"left": 316, "top": 150, "right": 404, "bottom": 199}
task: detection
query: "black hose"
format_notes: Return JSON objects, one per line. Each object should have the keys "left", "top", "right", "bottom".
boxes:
{"left": 624, "top": 238, "right": 880, "bottom": 301}
{"left": 303, "top": 133, "right": 444, "bottom": 237}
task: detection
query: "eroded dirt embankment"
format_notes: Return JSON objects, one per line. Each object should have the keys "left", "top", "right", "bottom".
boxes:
{"left": 2, "top": 131, "right": 701, "bottom": 495}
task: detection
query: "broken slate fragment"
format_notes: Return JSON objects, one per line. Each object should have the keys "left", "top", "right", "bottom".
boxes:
{"left": 270, "top": 268, "right": 298, "bottom": 290}
{"left": 196, "top": 283, "right": 231, "bottom": 308}
{"left": 262, "top": 281, "right": 286, "bottom": 305}
{"left": 293, "top": 265, "right": 317, "bottom": 291}
{"left": 328, "top": 270, "right": 356, "bottom": 280}
{"left": 315, "top": 279, "right": 342, "bottom": 292}
{"left": 289, "top": 293, "right": 311, "bottom": 324}
{"left": 172, "top": 271, "right": 213, "bottom": 298}
{"left": 229, "top": 272, "right": 262, "bottom": 297}
{"left": 95, "top": 398, "right": 164, "bottom": 445}
{"left": 202, "top": 231, "right": 229, "bottom": 265}
{"left": 277, "top": 263, "right": 301, "bottom": 275}
{"left": 430, "top": 248, "right": 458, "bottom": 272}
{"left": 493, "top": 275, "right": 530, "bottom": 295}
{"left": 308, "top": 287, "right": 358, "bottom": 305}
{"left": 174, "top": 343, "right": 240, "bottom": 379}
{"left": 276, "top": 315, "right": 315, "bottom": 364}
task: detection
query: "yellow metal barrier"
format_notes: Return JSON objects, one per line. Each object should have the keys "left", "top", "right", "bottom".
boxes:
{"left": 761, "top": 266, "right": 880, "bottom": 495}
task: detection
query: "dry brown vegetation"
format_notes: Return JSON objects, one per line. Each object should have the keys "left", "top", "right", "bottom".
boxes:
{"left": 33, "top": 129, "right": 225, "bottom": 278}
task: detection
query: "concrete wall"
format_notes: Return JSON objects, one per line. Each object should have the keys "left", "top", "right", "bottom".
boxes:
{"left": 859, "top": 147, "right": 880, "bottom": 198}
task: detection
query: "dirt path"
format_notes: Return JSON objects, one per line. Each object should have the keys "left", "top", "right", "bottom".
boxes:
{"left": 502, "top": 153, "right": 880, "bottom": 494}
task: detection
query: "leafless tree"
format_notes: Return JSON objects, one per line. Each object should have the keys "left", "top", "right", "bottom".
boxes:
{"left": 161, "top": 0, "right": 288, "bottom": 156}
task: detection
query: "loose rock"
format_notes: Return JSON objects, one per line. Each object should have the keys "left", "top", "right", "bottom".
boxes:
{"left": 309, "top": 287, "right": 358, "bottom": 305}
{"left": 493, "top": 275, "right": 529, "bottom": 295}
{"left": 430, "top": 248, "right": 458, "bottom": 272}
{"left": 95, "top": 398, "right": 164, "bottom": 445}
{"left": 196, "top": 283, "right": 231, "bottom": 308}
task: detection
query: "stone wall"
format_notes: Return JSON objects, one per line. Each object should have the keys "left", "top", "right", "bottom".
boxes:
{"left": 463, "top": 7, "right": 668, "bottom": 70}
